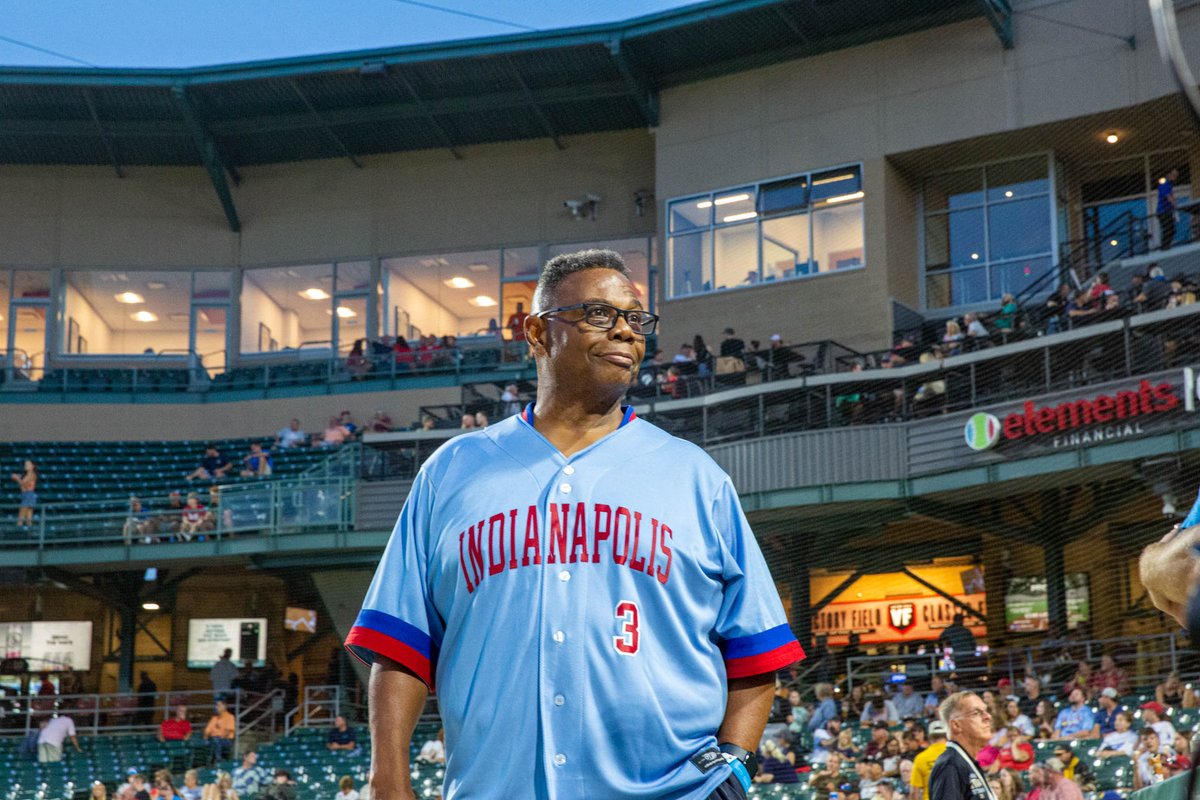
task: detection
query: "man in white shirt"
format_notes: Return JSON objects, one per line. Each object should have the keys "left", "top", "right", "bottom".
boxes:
{"left": 1098, "top": 712, "right": 1138, "bottom": 758}
{"left": 416, "top": 729, "right": 445, "bottom": 764}
{"left": 37, "top": 714, "right": 81, "bottom": 762}
{"left": 1139, "top": 702, "right": 1177, "bottom": 745}
{"left": 275, "top": 419, "right": 307, "bottom": 449}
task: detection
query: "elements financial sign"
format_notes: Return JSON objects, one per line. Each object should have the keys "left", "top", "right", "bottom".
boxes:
{"left": 963, "top": 379, "right": 1180, "bottom": 452}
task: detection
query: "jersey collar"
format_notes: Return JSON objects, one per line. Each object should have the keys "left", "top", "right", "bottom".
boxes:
{"left": 520, "top": 402, "right": 637, "bottom": 429}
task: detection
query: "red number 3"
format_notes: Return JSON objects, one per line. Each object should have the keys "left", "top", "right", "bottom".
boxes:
{"left": 614, "top": 600, "right": 640, "bottom": 655}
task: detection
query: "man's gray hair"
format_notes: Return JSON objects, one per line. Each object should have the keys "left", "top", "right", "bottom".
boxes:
{"left": 532, "top": 249, "right": 630, "bottom": 312}
{"left": 939, "top": 690, "right": 979, "bottom": 728}
{"left": 814, "top": 682, "right": 834, "bottom": 701}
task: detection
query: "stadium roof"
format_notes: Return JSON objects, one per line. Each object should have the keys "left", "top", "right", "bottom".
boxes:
{"left": 0, "top": 0, "right": 1011, "bottom": 231}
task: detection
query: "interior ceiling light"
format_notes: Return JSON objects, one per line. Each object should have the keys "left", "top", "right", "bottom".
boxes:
{"left": 141, "top": 602, "right": 160, "bottom": 611}
{"left": 1004, "top": 191, "right": 1014, "bottom": 198}
{"left": 723, "top": 211, "right": 758, "bottom": 223}
{"left": 1110, "top": 239, "right": 1120, "bottom": 246}
{"left": 714, "top": 193, "right": 751, "bottom": 206}
{"left": 468, "top": 295, "right": 498, "bottom": 307}
{"left": 131, "top": 311, "right": 158, "bottom": 322}
{"left": 813, "top": 173, "right": 856, "bottom": 186}
{"left": 823, "top": 191, "right": 865, "bottom": 205}
{"left": 299, "top": 288, "right": 330, "bottom": 300}
{"left": 145, "top": 281, "right": 167, "bottom": 290}
{"left": 970, "top": 253, "right": 981, "bottom": 260}
{"left": 114, "top": 292, "right": 145, "bottom": 304}
{"left": 467, "top": 263, "right": 491, "bottom": 273}
{"left": 696, "top": 200, "right": 713, "bottom": 209}
{"left": 443, "top": 276, "right": 475, "bottom": 289}
{"left": 1105, "top": 132, "right": 1120, "bottom": 144}
{"left": 336, "top": 306, "right": 357, "bottom": 318}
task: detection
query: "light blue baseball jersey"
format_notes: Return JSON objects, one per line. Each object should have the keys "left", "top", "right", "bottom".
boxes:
{"left": 347, "top": 404, "right": 804, "bottom": 799}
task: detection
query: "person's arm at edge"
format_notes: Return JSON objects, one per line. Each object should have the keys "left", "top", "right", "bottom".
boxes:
{"left": 716, "top": 673, "right": 775, "bottom": 752}
{"left": 370, "top": 655, "right": 427, "bottom": 800}
{"left": 1138, "top": 525, "right": 1200, "bottom": 627}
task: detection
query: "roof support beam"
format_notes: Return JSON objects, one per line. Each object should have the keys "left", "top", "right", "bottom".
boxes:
{"left": 397, "top": 73, "right": 463, "bottom": 160}
{"left": 607, "top": 38, "right": 658, "bottom": 127}
{"left": 505, "top": 58, "right": 564, "bottom": 150}
{"left": 172, "top": 86, "right": 242, "bottom": 233}
{"left": 288, "top": 79, "right": 362, "bottom": 168}
{"left": 81, "top": 89, "right": 123, "bottom": 178}
{"left": 981, "top": 0, "right": 1015, "bottom": 49}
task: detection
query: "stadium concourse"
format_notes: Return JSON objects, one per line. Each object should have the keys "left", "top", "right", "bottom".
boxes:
{"left": 3, "top": 0, "right": 1200, "bottom": 797}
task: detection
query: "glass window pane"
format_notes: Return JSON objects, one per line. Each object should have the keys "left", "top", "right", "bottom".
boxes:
{"left": 548, "top": 239, "right": 651, "bottom": 306}
{"left": 812, "top": 202, "right": 864, "bottom": 273}
{"left": 713, "top": 222, "right": 759, "bottom": 289}
{"left": 193, "top": 305, "right": 228, "bottom": 374}
{"left": 712, "top": 187, "right": 756, "bottom": 225}
{"left": 758, "top": 176, "right": 808, "bottom": 216}
{"left": 986, "top": 157, "right": 1049, "bottom": 202}
{"left": 926, "top": 267, "right": 988, "bottom": 309}
{"left": 1079, "top": 157, "right": 1145, "bottom": 204}
{"left": 669, "top": 197, "right": 711, "bottom": 233}
{"left": 13, "top": 270, "right": 50, "bottom": 299}
{"left": 925, "top": 209, "right": 985, "bottom": 269}
{"left": 63, "top": 270, "right": 190, "bottom": 355}
{"left": 0, "top": 271, "right": 8, "bottom": 354}
{"left": 924, "top": 169, "right": 984, "bottom": 212}
{"left": 811, "top": 167, "right": 862, "bottom": 202}
{"left": 241, "top": 264, "right": 333, "bottom": 353}
{"left": 988, "top": 197, "right": 1051, "bottom": 261}
{"left": 762, "top": 214, "right": 810, "bottom": 279}
{"left": 334, "top": 296, "right": 368, "bottom": 353}
{"left": 193, "top": 271, "right": 231, "bottom": 301}
{"left": 502, "top": 246, "right": 541, "bottom": 282}
{"left": 335, "top": 260, "right": 372, "bottom": 293}
{"left": 384, "top": 250, "right": 501, "bottom": 341}
{"left": 668, "top": 232, "right": 711, "bottom": 296}
{"left": 990, "top": 256, "right": 1050, "bottom": 300}
{"left": 1149, "top": 150, "right": 1190, "bottom": 188}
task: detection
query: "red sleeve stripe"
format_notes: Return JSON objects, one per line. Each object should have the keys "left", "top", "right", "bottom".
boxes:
{"left": 725, "top": 640, "right": 806, "bottom": 679}
{"left": 345, "top": 625, "right": 435, "bottom": 691}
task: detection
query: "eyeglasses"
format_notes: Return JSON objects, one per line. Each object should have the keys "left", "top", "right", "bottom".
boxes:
{"left": 952, "top": 709, "right": 992, "bottom": 721}
{"left": 535, "top": 302, "right": 660, "bottom": 335}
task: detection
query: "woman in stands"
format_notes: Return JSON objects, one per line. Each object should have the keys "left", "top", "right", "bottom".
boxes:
{"left": 179, "top": 770, "right": 202, "bottom": 800}
{"left": 335, "top": 775, "right": 360, "bottom": 800}
{"left": 1156, "top": 672, "right": 1198, "bottom": 708}
{"left": 200, "top": 771, "right": 238, "bottom": 800}
{"left": 89, "top": 781, "right": 107, "bottom": 800}
{"left": 10, "top": 459, "right": 36, "bottom": 528}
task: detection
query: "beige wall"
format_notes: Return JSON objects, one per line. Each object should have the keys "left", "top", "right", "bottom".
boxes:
{"left": 0, "top": 384, "right": 460, "bottom": 442}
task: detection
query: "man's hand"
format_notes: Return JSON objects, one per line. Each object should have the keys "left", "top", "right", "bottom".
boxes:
{"left": 1139, "top": 525, "right": 1200, "bottom": 627}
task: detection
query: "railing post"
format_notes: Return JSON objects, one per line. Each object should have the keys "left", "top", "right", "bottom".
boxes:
{"left": 1122, "top": 319, "right": 1133, "bottom": 377}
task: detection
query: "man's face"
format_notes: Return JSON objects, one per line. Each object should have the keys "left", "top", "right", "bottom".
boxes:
{"left": 1116, "top": 714, "right": 1130, "bottom": 732}
{"left": 931, "top": 677, "right": 943, "bottom": 692}
{"left": 290, "top": 419, "right": 300, "bottom": 430}
{"left": 873, "top": 727, "right": 888, "bottom": 743}
{"left": 1101, "top": 655, "right": 1115, "bottom": 671}
{"left": 902, "top": 684, "right": 913, "bottom": 695}
{"left": 949, "top": 694, "right": 992, "bottom": 745}
{"left": 335, "top": 715, "right": 346, "bottom": 730}
{"left": 216, "top": 701, "right": 227, "bottom": 714}
{"left": 1025, "top": 677, "right": 1038, "bottom": 695}
{"left": 1054, "top": 749, "right": 1070, "bottom": 765}
{"left": 1145, "top": 732, "right": 1160, "bottom": 751}
{"left": 1069, "top": 688, "right": 1084, "bottom": 706}
{"left": 175, "top": 705, "right": 187, "bottom": 719}
{"left": 827, "top": 754, "right": 841, "bottom": 772}
{"left": 531, "top": 269, "right": 645, "bottom": 390}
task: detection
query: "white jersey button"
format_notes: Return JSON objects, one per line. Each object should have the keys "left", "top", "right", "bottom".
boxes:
{"left": 563, "top": 465, "right": 575, "bottom": 475}
{"left": 558, "top": 570, "right": 570, "bottom": 582}
{"left": 553, "top": 630, "right": 565, "bottom": 643}
{"left": 553, "top": 754, "right": 567, "bottom": 766}
{"left": 554, "top": 694, "right": 565, "bottom": 706}
{"left": 559, "top": 483, "right": 572, "bottom": 493}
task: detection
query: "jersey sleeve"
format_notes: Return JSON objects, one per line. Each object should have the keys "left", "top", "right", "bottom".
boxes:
{"left": 710, "top": 477, "right": 805, "bottom": 678}
{"left": 345, "top": 470, "right": 442, "bottom": 690}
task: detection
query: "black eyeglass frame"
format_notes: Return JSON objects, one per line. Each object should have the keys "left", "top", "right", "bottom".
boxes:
{"left": 533, "top": 302, "right": 660, "bottom": 335}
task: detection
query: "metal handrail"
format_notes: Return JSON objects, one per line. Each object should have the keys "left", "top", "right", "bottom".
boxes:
{"left": 236, "top": 687, "right": 286, "bottom": 751}
{"left": 2, "top": 687, "right": 247, "bottom": 738}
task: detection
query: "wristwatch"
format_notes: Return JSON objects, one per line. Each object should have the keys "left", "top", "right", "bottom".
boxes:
{"left": 719, "top": 742, "right": 758, "bottom": 787}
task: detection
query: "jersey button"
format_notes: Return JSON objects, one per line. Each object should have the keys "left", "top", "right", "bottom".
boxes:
{"left": 558, "top": 570, "right": 570, "bottom": 582}
{"left": 563, "top": 465, "right": 575, "bottom": 475}
{"left": 552, "top": 630, "right": 565, "bottom": 643}
{"left": 559, "top": 483, "right": 572, "bottom": 494}
{"left": 554, "top": 694, "right": 565, "bottom": 706}
{"left": 553, "top": 754, "right": 567, "bottom": 766}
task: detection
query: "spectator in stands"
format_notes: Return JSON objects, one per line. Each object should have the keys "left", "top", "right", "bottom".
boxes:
{"left": 894, "top": 682, "right": 925, "bottom": 721}
{"left": 863, "top": 697, "right": 900, "bottom": 728}
{"left": 501, "top": 384, "right": 522, "bottom": 417}
{"left": 925, "top": 676, "right": 949, "bottom": 717}
{"left": 1133, "top": 728, "right": 1174, "bottom": 789}
{"left": 345, "top": 339, "right": 371, "bottom": 379}
{"left": 507, "top": 302, "right": 529, "bottom": 346}
{"left": 260, "top": 770, "right": 296, "bottom": 800}
{"left": 211, "top": 649, "right": 238, "bottom": 700}
{"left": 810, "top": 682, "right": 840, "bottom": 732}
{"left": 392, "top": 335, "right": 414, "bottom": 371}
{"left": 963, "top": 313, "right": 989, "bottom": 340}
{"left": 474, "top": 411, "right": 489, "bottom": 428}
{"left": 662, "top": 365, "right": 682, "bottom": 398}
{"left": 126, "top": 774, "right": 152, "bottom": 800}
{"left": 754, "top": 730, "right": 799, "bottom": 784}
{"left": 1053, "top": 688, "right": 1095, "bottom": 740}
{"left": 136, "top": 670, "right": 157, "bottom": 726}
{"left": 809, "top": 751, "right": 843, "bottom": 787}
{"left": 909, "top": 720, "right": 947, "bottom": 800}
{"left": 1002, "top": 698, "right": 1033, "bottom": 737}
{"left": 155, "top": 491, "right": 184, "bottom": 536}
{"left": 1156, "top": 671, "right": 1197, "bottom": 708}
{"left": 200, "top": 771, "right": 236, "bottom": 800}
{"left": 417, "top": 727, "right": 445, "bottom": 764}
{"left": 693, "top": 335, "right": 714, "bottom": 377}
{"left": 1138, "top": 701, "right": 1177, "bottom": 743}
{"left": 1089, "top": 654, "right": 1130, "bottom": 697}
{"left": 319, "top": 416, "right": 352, "bottom": 448}
{"left": 368, "top": 409, "right": 392, "bottom": 433}
{"left": 327, "top": 714, "right": 358, "bottom": 752}
{"left": 1065, "top": 291, "right": 1098, "bottom": 326}
{"left": 836, "top": 728, "right": 861, "bottom": 758}
{"left": 1088, "top": 272, "right": 1113, "bottom": 302}
{"left": 992, "top": 294, "right": 1018, "bottom": 333}
{"left": 203, "top": 699, "right": 235, "bottom": 763}
{"left": 239, "top": 442, "right": 273, "bottom": 477}
{"left": 232, "top": 750, "right": 270, "bottom": 797}
{"left": 942, "top": 320, "right": 965, "bottom": 355}
{"left": 334, "top": 776, "right": 359, "bottom": 800}
{"left": 864, "top": 720, "right": 892, "bottom": 757}
{"left": 1052, "top": 743, "right": 1094, "bottom": 787}
{"left": 882, "top": 737, "right": 905, "bottom": 777}
{"left": 1098, "top": 711, "right": 1137, "bottom": 758}
{"left": 991, "top": 726, "right": 1033, "bottom": 773}
{"left": 274, "top": 419, "right": 306, "bottom": 449}
{"left": 36, "top": 712, "right": 80, "bottom": 762}
{"left": 1032, "top": 699, "right": 1056, "bottom": 741}
{"left": 1061, "top": 661, "right": 1093, "bottom": 702}
{"left": 11, "top": 459, "right": 37, "bottom": 528}
{"left": 860, "top": 758, "right": 886, "bottom": 798}
{"left": 460, "top": 413, "right": 477, "bottom": 429}
{"left": 123, "top": 497, "right": 153, "bottom": 546}
{"left": 1157, "top": 167, "right": 1179, "bottom": 250}
{"left": 1017, "top": 676, "right": 1042, "bottom": 720}
{"left": 720, "top": 327, "right": 746, "bottom": 358}
{"left": 159, "top": 704, "right": 192, "bottom": 742}
{"left": 187, "top": 446, "right": 232, "bottom": 483}
{"left": 1093, "top": 688, "right": 1121, "bottom": 736}
{"left": 179, "top": 771, "right": 202, "bottom": 800}
{"left": 1033, "top": 759, "right": 1083, "bottom": 800}
{"left": 673, "top": 343, "right": 695, "bottom": 364}
{"left": 1141, "top": 265, "right": 1171, "bottom": 310}
{"left": 179, "top": 493, "right": 206, "bottom": 540}
{"left": 937, "top": 614, "right": 977, "bottom": 668}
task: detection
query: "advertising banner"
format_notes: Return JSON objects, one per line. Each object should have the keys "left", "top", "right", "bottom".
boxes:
{"left": 1, "top": 621, "right": 93, "bottom": 671}
{"left": 187, "top": 618, "right": 267, "bottom": 668}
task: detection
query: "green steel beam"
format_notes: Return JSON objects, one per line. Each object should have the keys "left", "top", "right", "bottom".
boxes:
{"left": 505, "top": 58, "right": 565, "bottom": 150}
{"left": 81, "top": 89, "right": 123, "bottom": 178}
{"left": 398, "top": 72, "right": 462, "bottom": 160}
{"left": 171, "top": 86, "right": 241, "bottom": 233}
{"left": 981, "top": 0, "right": 1015, "bottom": 49}
{"left": 288, "top": 78, "right": 362, "bottom": 168}
{"left": 607, "top": 38, "right": 659, "bottom": 128}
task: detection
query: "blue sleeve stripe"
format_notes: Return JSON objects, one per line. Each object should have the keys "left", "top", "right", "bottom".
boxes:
{"left": 721, "top": 623, "right": 795, "bottom": 659}
{"left": 354, "top": 609, "right": 435, "bottom": 659}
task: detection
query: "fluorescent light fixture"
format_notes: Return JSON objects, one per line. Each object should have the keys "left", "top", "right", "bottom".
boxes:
{"left": 714, "top": 193, "right": 751, "bottom": 206}
{"left": 443, "top": 276, "right": 475, "bottom": 289}
{"left": 114, "top": 292, "right": 144, "bottom": 304}
{"left": 336, "top": 306, "right": 357, "bottom": 318}
{"left": 141, "top": 602, "right": 160, "bottom": 611}
{"left": 131, "top": 311, "right": 158, "bottom": 322}
{"left": 822, "top": 191, "right": 865, "bottom": 205}
{"left": 722, "top": 211, "right": 758, "bottom": 223}
{"left": 145, "top": 281, "right": 167, "bottom": 290}
{"left": 299, "top": 288, "right": 330, "bottom": 300}
{"left": 813, "top": 173, "right": 856, "bottom": 186}
{"left": 1105, "top": 132, "right": 1120, "bottom": 144}
{"left": 696, "top": 200, "right": 713, "bottom": 209}
{"left": 468, "top": 295, "right": 498, "bottom": 307}
{"left": 466, "top": 263, "right": 491, "bottom": 273}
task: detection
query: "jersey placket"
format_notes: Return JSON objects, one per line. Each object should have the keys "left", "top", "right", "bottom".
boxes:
{"left": 538, "top": 457, "right": 588, "bottom": 795}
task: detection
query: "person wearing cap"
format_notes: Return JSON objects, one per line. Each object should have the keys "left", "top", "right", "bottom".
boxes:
{"left": 928, "top": 691, "right": 995, "bottom": 800}
{"left": 1030, "top": 759, "right": 1083, "bottom": 800}
{"left": 1094, "top": 688, "right": 1121, "bottom": 736}
{"left": 894, "top": 683, "right": 925, "bottom": 722}
{"left": 865, "top": 720, "right": 894, "bottom": 758}
{"left": 909, "top": 720, "right": 948, "bottom": 800}
{"left": 1139, "top": 701, "right": 1177, "bottom": 744}
{"left": 1133, "top": 727, "right": 1175, "bottom": 789}
{"left": 1052, "top": 689, "right": 1095, "bottom": 740}
{"left": 1097, "top": 711, "right": 1137, "bottom": 758}
{"left": 1050, "top": 743, "right": 1093, "bottom": 784}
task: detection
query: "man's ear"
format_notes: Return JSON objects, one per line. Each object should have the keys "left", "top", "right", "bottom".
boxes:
{"left": 525, "top": 314, "right": 547, "bottom": 356}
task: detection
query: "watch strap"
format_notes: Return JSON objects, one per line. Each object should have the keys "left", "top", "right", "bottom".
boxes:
{"left": 719, "top": 742, "right": 758, "bottom": 786}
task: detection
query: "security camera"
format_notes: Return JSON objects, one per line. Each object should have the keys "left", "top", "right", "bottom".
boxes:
{"left": 564, "top": 194, "right": 600, "bottom": 221}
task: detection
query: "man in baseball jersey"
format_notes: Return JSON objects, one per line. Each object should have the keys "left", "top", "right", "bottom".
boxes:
{"left": 346, "top": 248, "right": 804, "bottom": 799}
